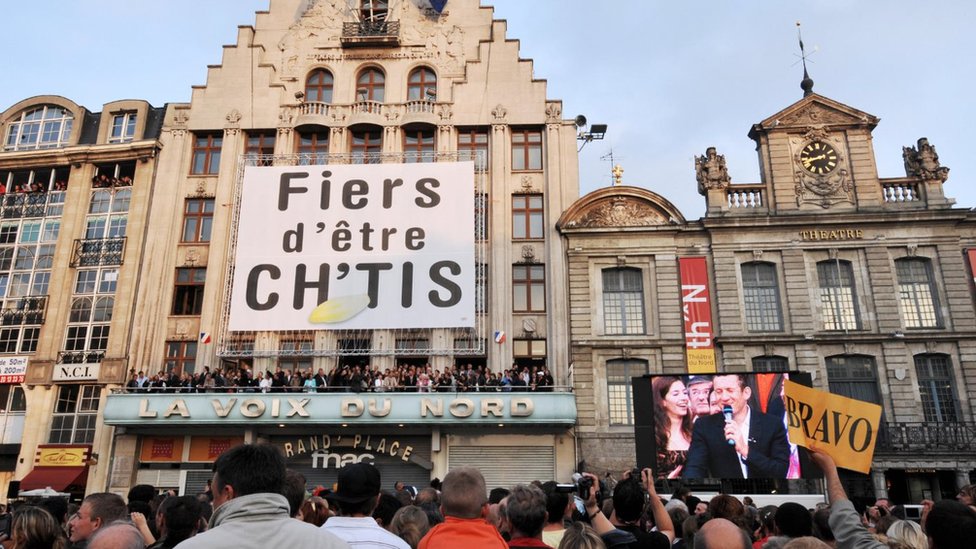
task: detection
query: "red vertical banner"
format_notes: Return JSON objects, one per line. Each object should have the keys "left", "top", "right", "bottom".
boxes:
{"left": 968, "top": 250, "right": 976, "bottom": 286}
{"left": 679, "top": 257, "right": 716, "bottom": 373}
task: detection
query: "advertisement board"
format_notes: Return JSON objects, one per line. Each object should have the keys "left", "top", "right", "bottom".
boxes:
{"left": 679, "top": 257, "right": 715, "bottom": 373}
{"left": 633, "top": 372, "right": 817, "bottom": 480}
{"left": 0, "top": 356, "right": 28, "bottom": 384}
{"left": 229, "top": 162, "right": 475, "bottom": 331}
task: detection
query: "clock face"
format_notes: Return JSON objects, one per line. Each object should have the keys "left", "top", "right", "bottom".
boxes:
{"left": 800, "top": 141, "right": 839, "bottom": 175}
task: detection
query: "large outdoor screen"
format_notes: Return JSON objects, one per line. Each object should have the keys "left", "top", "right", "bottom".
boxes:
{"left": 229, "top": 162, "right": 475, "bottom": 331}
{"left": 633, "top": 372, "right": 817, "bottom": 480}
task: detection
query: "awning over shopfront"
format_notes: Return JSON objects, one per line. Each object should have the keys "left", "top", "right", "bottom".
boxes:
{"left": 19, "top": 466, "right": 88, "bottom": 492}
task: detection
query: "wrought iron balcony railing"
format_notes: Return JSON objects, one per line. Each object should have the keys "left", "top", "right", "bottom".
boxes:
{"left": 71, "top": 237, "right": 125, "bottom": 267}
{"left": 57, "top": 350, "right": 105, "bottom": 364}
{"left": 875, "top": 421, "right": 976, "bottom": 454}
{"left": 0, "top": 296, "right": 48, "bottom": 325}
{"left": 341, "top": 20, "right": 400, "bottom": 47}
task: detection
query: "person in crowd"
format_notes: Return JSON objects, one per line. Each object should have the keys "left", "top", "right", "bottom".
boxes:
{"left": 8, "top": 506, "right": 67, "bottom": 549}
{"left": 68, "top": 493, "right": 128, "bottom": 549}
{"left": 956, "top": 484, "right": 976, "bottom": 511}
{"left": 301, "top": 496, "right": 331, "bottom": 527}
{"left": 283, "top": 469, "right": 308, "bottom": 518}
{"left": 502, "top": 484, "right": 551, "bottom": 548}
{"left": 541, "top": 482, "right": 574, "bottom": 547}
{"left": 556, "top": 522, "right": 605, "bottom": 549}
{"left": 696, "top": 518, "right": 751, "bottom": 549}
{"left": 609, "top": 469, "right": 673, "bottom": 548}
{"left": 883, "top": 519, "right": 926, "bottom": 549}
{"left": 667, "top": 506, "right": 689, "bottom": 549}
{"left": 754, "top": 505, "right": 778, "bottom": 549}
{"left": 175, "top": 443, "right": 348, "bottom": 548}
{"left": 373, "top": 492, "right": 404, "bottom": 530}
{"left": 86, "top": 521, "right": 144, "bottom": 549}
{"left": 653, "top": 376, "right": 693, "bottom": 479}
{"left": 683, "top": 374, "right": 790, "bottom": 479}
{"left": 923, "top": 497, "right": 976, "bottom": 549}
{"left": 781, "top": 538, "right": 830, "bottom": 549}
{"left": 390, "top": 506, "right": 430, "bottom": 549}
{"left": 762, "top": 502, "right": 813, "bottom": 549}
{"left": 418, "top": 466, "right": 506, "bottom": 549}
{"left": 36, "top": 496, "right": 69, "bottom": 530}
{"left": 810, "top": 508, "right": 834, "bottom": 548}
{"left": 147, "top": 496, "right": 204, "bottom": 549}
{"left": 321, "top": 462, "right": 410, "bottom": 548}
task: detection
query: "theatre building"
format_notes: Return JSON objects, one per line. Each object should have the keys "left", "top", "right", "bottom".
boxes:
{"left": 43, "top": 0, "right": 578, "bottom": 498}
{"left": 560, "top": 87, "right": 976, "bottom": 503}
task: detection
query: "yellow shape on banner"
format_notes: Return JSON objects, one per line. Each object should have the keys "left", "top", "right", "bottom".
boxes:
{"left": 686, "top": 349, "right": 716, "bottom": 374}
{"left": 309, "top": 294, "right": 370, "bottom": 324}
{"left": 783, "top": 380, "right": 882, "bottom": 474}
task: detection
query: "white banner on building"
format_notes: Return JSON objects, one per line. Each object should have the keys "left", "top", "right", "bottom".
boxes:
{"left": 229, "top": 162, "right": 475, "bottom": 331}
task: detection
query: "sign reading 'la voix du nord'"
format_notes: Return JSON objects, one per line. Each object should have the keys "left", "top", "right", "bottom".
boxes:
{"left": 229, "top": 162, "right": 475, "bottom": 331}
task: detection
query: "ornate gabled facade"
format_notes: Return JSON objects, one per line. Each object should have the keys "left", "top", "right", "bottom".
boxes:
{"left": 562, "top": 91, "right": 976, "bottom": 503}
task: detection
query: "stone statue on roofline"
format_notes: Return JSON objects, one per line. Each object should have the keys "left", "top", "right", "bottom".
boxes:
{"left": 903, "top": 137, "right": 950, "bottom": 182}
{"left": 695, "top": 146, "right": 731, "bottom": 195}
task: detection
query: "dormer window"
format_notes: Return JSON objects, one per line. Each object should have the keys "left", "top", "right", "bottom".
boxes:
{"left": 108, "top": 112, "right": 137, "bottom": 143}
{"left": 4, "top": 105, "right": 74, "bottom": 151}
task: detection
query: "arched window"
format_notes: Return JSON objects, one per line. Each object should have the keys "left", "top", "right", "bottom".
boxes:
{"left": 350, "top": 125, "right": 382, "bottom": 164}
{"left": 895, "top": 258, "right": 942, "bottom": 328}
{"left": 305, "top": 69, "right": 334, "bottom": 103}
{"left": 356, "top": 68, "right": 385, "bottom": 102}
{"left": 407, "top": 67, "right": 437, "bottom": 102}
{"left": 402, "top": 125, "right": 435, "bottom": 162}
{"left": 741, "top": 261, "right": 783, "bottom": 332}
{"left": 4, "top": 105, "right": 74, "bottom": 151}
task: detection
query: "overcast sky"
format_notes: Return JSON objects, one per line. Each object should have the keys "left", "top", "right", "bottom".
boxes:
{"left": 2, "top": 1, "right": 971, "bottom": 219}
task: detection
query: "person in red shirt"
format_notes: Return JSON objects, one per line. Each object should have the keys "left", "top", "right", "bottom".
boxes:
{"left": 418, "top": 467, "right": 507, "bottom": 549}
{"left": 502, "top": 484, "right": 552, "bottom": 548}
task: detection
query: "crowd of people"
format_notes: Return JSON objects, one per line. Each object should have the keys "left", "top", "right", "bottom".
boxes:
{"left": 0, "top": 172, "right": 131, "bottom": 196}
{"left": 0, "top": 444, "right": 973, "bottom": 548}
{"left": 125, "top": 362, "right": 558, "bottom": 394}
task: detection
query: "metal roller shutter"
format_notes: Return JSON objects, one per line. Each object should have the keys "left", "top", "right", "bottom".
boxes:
{"left": 448, "top": 446, "right": 554, "bottom": 490}
{"left": 135, "top": 469, "right": 182, "bottom": 491}
{"left": 184, "top": 470, "right": 213, "bottom": 497}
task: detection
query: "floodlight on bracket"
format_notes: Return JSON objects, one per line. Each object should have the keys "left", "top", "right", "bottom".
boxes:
{"left": 575, "top": 114, "right": 607, "bottom": 152}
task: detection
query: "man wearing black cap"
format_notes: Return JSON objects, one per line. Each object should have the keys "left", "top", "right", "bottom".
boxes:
{"left": 322, "top": 462, "right": 411, "bottom": 549}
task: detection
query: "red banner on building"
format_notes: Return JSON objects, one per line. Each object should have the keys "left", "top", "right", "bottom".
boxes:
{"left": 679, "top": 257, "right": 716, "bottom": 373}
{"left": 968, "top": 250, "right": 976, "bottom": 285}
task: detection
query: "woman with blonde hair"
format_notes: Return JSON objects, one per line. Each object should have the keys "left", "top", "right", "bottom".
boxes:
{"left": 884, "top": 519, "right": 927, "bottom": 549}
{"left": 10, "top": 506, "right": 67, "bottom": 549}
{"left": 389, "top": 505, "right": 429, "bottom": 549}
{"left": 558, "top": 522, "right": 606, "bottom": 549}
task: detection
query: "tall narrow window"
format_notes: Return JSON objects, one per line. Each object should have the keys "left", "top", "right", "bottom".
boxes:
{"left": 458, "top": 128, "right": 489, "bottom": 171}
{"left": 297, "top": 130, "right": 329, "bottom": 164}
{"left": 403, "top": 127, "right": 435, "bottom": 162}
{"left": 513, "top": 264, "right": 545, "bottom": 312}
{"left": 742, "top": 262, "right": 783, "bottom": 332}
{"left": 356, "top": 68, "right": 385, "bottom": 103}
{"left": 245, "top": 131, "right": 276, "bottom": 166}
{"left": 753, "top": 356, "right": 789, "bottom": 372}
{"left": 172, "top": 268, "right": 206, "bottom": 315}
{"left": 165, "top": 341, "right": 198, "bottom": 374}
{"left": 511, "top": 129, "right": 542, "bottom": 171}
{"left": 914, "top": 354, "right": 959, "bottom": 422}
{"left": 350, "top": 126, "right": 383, "bottom": 164}
{"left": 512, "top": 194, "right": 544, "bottom": 239}
{"left": 818, "top": 260, "right": 861, "bottom": 330}
{"left": 607, "top": 359, "right": 647, "bottom": 425}
{"left": 279, "top": 340, "right": 313, "bottom": 373}
{"left": 305, "top": 69, "right": 334, "bottom": 103}
{"left": 896, "top": 258, "right": 942, "bottom": 328}
{"left": 826, "top": 355, "right": 882, "bottom": 406}
{"left": 109, "top": 112, "right": 137, "bottom": 143}
{"left": 49, "top": 385, "right": 100, "bottom": 444}
{"left": 191, "top": 133, "right": 222, "bottom": 175}
{"left": 603, "top": 268, "right": 645, "bottom": 335}
{"left": 476, "top": 263, "right": 488, "bottom": 314}
{"left": 182, "top": 198, "right": 215, "bottom": 243}
{"left": 474, "top": 193, "right": 488, "bottom": 241}
{"left": 407, "top": 67, "right": 437, "bottom": 101}
{"left": 360, "top": 0, "right": 389, "bottom": 23}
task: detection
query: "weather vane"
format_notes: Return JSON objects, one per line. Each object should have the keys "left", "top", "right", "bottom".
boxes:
{"left": 796, "top": 21, "right": 816, "bottom": 97}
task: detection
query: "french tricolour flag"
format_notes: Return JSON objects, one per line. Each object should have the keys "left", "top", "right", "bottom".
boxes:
{"left": 493, "top": 331, "right": 505, "bottom": 344}
{"left": 200, "top": 332, "right": 212, "bottom": 344}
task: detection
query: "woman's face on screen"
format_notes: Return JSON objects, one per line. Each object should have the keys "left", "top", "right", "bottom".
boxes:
{"left": 664, "top": 380, "right": 689, "bottom": 418}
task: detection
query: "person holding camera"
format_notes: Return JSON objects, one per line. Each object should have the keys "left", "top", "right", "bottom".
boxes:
{"left": 607, "top": 469, "right": 673, "bottom": 549}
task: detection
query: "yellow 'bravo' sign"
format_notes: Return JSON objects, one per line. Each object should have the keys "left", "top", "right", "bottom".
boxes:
{"left": 783, "top": 380, "right": 882, "bottom": 474}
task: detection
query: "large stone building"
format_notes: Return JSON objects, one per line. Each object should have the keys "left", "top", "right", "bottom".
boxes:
{"left": 559, "top": 88, "right": 976, "bottom": 503}
{"left": 0, "top": 0, "right": 581, "bottom": 499}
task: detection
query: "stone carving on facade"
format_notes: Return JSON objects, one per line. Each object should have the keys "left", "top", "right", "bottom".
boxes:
{"left": 616, "top": 256, "right": 627, "bottom": 267}
{"left": 438, "top": 104, "right": 453, "bottom": 121}
{"left": 384, "top": 110, "right": 402, "bottom": 122}
{"left": 167, "top": 109, "right": 190, "bottom": 137}
{"left": 780, "top": 104, "right": 850, "bottom": 127}
{"left": 828, "top": 248, "right": 839, "bottom": 260}
{"left": 278, "top": 0, "right": 346, "bottom": 78}
{"left": 569, "top": 197, "right": 667, "bottom": 228}
{"left": 193, "top": 180, "right": 208, "bottom": 196}
{"left": 520, "top": 175, "right": 536, "bottom": 192}
{"left": 520, "top": 245, "right": 536, "bottom": 263}
{"left": 224, "top": 109, "right": 242, "bottom": 135}
{"left": 183, "top": 248, "right": 202, "bottom": 267}
{"left": 903, "top": 137, "right": 949, "bottom": 182}
{"left": 802, "top": 126, "right": 830, "bottom": 141}
{"left": 621, "top": 347, "right": 632, "bottom": 359}
{"left": 752, "top": 250, "right": 764, "bottom": 261}
{"left": 545, "top": 102, "right": 562, "bottom": 123}
{"left": 794, "top": 167, "right": 853, "bottom": 209}
{"left": 906, "top": 244, "right": 918, "bottom": 257}
{"left": 695, "top": 147, "right": 731, "bottom": 195}
{"left": 175, "top": 320, "right": 190, "bottom": 337}
{"left": 763, "top": 344, "right": 775, "bottom": 357}
{"left": 424, "top": 25, "right": 465, "bottom": 71}
{"left": 492, "top": 104, "right": 507, "bottom": 122}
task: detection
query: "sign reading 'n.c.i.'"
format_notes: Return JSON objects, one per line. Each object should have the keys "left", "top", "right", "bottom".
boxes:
{"left": 229, "top": 162, "right": 475, "bottom": 331}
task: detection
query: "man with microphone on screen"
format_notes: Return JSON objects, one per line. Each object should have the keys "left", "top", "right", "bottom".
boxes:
{"left": 682, "top": 373, "right": 790, "bottom": 479}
